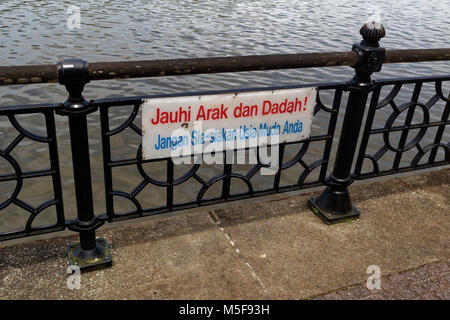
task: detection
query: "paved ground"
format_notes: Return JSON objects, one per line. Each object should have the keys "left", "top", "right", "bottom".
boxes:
{"left": 313, "top": 259, "right": 449, "bottom": 300}
{"left": 0, "top": 168, "right": 449, "bottom": 299}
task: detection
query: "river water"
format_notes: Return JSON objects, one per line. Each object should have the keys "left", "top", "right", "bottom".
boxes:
{"left": 0, "top": 0, "right": 449, "bottom": 233}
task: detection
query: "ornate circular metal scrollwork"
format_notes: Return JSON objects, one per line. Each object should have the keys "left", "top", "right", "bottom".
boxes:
{"left": 411, "top": 143, "right": 450, "bottom": 166}
{"left": 111, "top": 191, "right": 143, "bottom": 216}
{"left": 196, "top": 173, "right": 253, "bottom": 203}
{"left": 383, "top": 102, "right": 430, "bottom": 152}
{"left": 376, "top": 84, "right": 402, "bottom": 109}
{"left": 281, "top": 141, "right": 309, "bottom": 170}
{"left": 108, "top": 104, "right": 141, "bottom": 136}
{"left": 136, "top": 144, "right": 200, "bottom": 187}
{"left": 435, "top": 80, "right": 450, "bottom": 102}
{"left": 315, "top": 89, "right": 334, "bottom": 113}
{"left": 0, "top": 152, "right": 22, "bottom": 210}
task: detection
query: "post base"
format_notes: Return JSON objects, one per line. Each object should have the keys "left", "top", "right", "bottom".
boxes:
{"left": 308, "top": 197, "right": 360, "bottom": 224}
{"left": 67, "top": 237, "right": 112, "bottom": 271}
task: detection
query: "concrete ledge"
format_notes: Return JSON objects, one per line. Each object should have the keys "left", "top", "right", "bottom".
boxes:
{"left": 0, "top": 168, "right": 449, "bottom": 299}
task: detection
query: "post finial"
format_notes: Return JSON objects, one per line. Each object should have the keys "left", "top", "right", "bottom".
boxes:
{"left": 360, "top": 21, "right": 385, "bottom": 45}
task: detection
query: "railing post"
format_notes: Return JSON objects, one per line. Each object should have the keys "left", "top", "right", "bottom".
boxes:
{"left": 308, "top": 22, "right": 386, "bottom": 223}
{"left": 56, "top": 59, "right": 112, "bottom": 269}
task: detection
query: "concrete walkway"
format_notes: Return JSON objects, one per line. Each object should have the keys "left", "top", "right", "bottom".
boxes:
{"left": 0, "top": 168, "right": 449, "bottom": 299}
{"left": 313, "top": 259, "right": 449, "bottom": 300}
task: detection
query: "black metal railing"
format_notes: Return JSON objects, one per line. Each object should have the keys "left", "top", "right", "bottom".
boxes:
{"left": 0, "top": 104, "right": 65, "bottom": 239}
{"left": 95, "top": 81, "right": 343, "bottom": 221}
{"left": 354, "top": 77, "right": 450, "bottom": 179}
{"left": 0, "top": 22, "right": 449, "bottom": 269}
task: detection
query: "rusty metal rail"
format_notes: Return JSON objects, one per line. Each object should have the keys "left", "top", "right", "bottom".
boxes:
{"left": 0, "top": 48, "right": 449, "bottom": 86}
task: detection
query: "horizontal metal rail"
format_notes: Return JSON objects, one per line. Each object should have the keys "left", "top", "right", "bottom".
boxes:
{"left": 0, "top": 48, "right": 449, "bottom": 86}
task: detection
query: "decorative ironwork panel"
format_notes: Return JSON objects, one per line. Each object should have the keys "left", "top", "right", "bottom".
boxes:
{"left": 354, "top": 75, "right": 450, "bottom": 179}
{"left": 0, "top": 104, "right": 65, "bottom": 241}
{"left": 2, "top": 76, "right": 448, "bottom": 239}
{"left": 96, "top": 84, "right": 343, "bottom": 221}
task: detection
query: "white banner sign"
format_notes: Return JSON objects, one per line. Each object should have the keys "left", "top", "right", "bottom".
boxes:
{"left": 141, "top": 87, "right": 317, "bottom": 160}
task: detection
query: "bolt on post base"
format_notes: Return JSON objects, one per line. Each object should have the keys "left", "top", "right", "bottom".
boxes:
{"left": 308, "top": 196, "right": 360, "bottom": 224}
{"left": 67, "top": 237, "right": 112, "bottom": 271}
